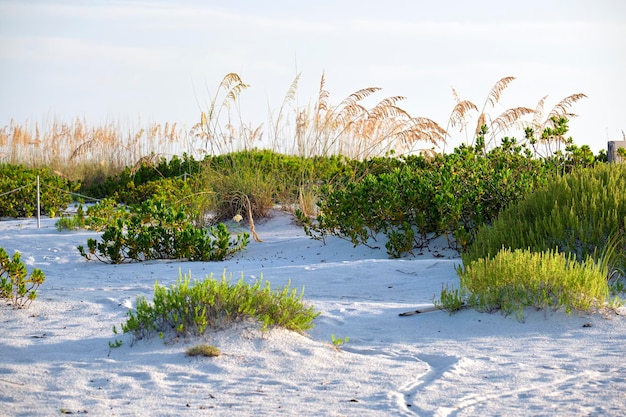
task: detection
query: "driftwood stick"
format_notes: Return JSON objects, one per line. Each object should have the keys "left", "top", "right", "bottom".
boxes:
{"left": 398, "top": 305, "right": 440, "bottom": 316}
{"left": 399, "top": 303, "right": 467, "bottom": 316}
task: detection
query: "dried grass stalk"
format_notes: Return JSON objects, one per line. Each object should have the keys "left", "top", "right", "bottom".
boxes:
{"left": 546, "top": 93, "right": 587, "bottom": 120}
{"left": 483, "top": 76, "right": 516, "bottom": 110}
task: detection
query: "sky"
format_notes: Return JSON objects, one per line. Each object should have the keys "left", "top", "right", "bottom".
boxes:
{"left": 0, "top": 0, "right": 625, "bottom": 153}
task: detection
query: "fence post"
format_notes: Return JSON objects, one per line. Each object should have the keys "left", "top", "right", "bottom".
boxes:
{"left": 608, "top": 141, "right": 626, "bottom": 163}
{"left": 37, "top": 176, "right": 41, "bottom": 229}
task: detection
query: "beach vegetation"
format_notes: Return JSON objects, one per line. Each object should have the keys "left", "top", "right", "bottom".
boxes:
{"left": 77, "top": 198, "right": 248, "bottom": 263}
{"left": 442, "top": 248, "right": 612, "bottom": 321}
{"left": 0, "top": 247, "right": 45, "bottom": 308}
{"left": 438, "top": 164, "right": 626, "bottom": 318}
{"left": 186, "top": 344, "right": 221, "bottom": 357}
{"left": 120, "top": 270, "right": 319, "bottom": 342}
{"left": 331, "top": 334, "right": 349, "bottom": 347}
{"left": 462, "top": 163, "right": 626, "bottom": 269}
{"left": 0, "top": 164, "right": 77, "bottom": 218}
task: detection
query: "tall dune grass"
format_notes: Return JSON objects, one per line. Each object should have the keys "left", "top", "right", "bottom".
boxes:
{"left": 445, "top": 76, "right": 586, "bottom": 152}
{"left": 0, "top": 73, "right": 587, "bottom": 184}
{"left": 0, "top": 117, "right": 188, "bottom": 184}
{"left": 268, "top": 71, "right": 447, "bottom": 159}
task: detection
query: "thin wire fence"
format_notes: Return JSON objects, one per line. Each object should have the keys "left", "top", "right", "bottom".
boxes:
{"left": 1, "top": 176, "right": 103, "bottom": 228}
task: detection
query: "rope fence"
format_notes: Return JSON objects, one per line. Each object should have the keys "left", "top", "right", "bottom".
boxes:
{"left": 0, "top": 176, "right": 102, "bottom": 228}
{"left": 1, "top": 171, "right": 192, "bottom": 228}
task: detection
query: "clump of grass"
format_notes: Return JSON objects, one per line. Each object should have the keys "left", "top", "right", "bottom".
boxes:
{"left": 0, "top": 117, "right": 186, "bottom": 183}
{"left": 449, "top": 247, "right": 611, "bottom": 321}
{"left": 120, "top": 270, "right": 320, "bottom": 342}
{"left": 272, "top": 71, "right": 447, "bottom": 159}
{"left": 186, "top": 344, "right": 221, "bottom": 357}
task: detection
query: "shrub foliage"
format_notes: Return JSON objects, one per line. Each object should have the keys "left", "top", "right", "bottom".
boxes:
{"left": 78, "top": 198, "right": 249, "bottom": 263}
{"left": 0, "top": 164, "right": 77, "bottom": 218}
{"left": 298, "top": 139, "right": 555, "bottom": 257}
{"left": 0, "top": 247, "right": 45, "bottom": 308}
{"left": 463, "top": 163, "right": 626, "bottom": 267}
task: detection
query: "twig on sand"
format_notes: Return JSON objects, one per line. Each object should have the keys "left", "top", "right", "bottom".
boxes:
{"left": 398, "top": 305, "right": 441, "bottom": 316}
{"left": 399, "top": 304, "right": 468, "bottom": 316}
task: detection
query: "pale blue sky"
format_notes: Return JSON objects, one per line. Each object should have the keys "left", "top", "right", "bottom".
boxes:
{"left": 1, "top": 0, "right": 624, "bottom": 152}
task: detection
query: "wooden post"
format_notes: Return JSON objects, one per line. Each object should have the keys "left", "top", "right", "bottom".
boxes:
{"left": 608, "top": 141, "right": 626, "bottom": 163}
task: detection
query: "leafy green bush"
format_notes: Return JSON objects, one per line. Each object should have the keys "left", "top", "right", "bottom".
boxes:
{"left": 56, "top": 198, "right": 127, "bottom": 231}
{"left": 78, "top": 198, "right": 249, "bottom": 263}
{"left": 463, "top": 163, "right": 626, "bottom": 269}
{"left": 114, "top": 177, "right": 194, "bottom": 207}
{"left": 0, "top": 247, "right": 45, "bottom": 308}
{"left": 120, "top": 270, "right": 320, "bottom": 341}
{"left": 442, "top": 247, "right": 611, "bottom": 321}
{"left": 80, "top": 153, "right": 201, "bottom": 199}
{"left": 299, "top": 140, "right": 553, "bottom": 257}
{"left": 0, "top": 164, "right": 78, "bottom": 218}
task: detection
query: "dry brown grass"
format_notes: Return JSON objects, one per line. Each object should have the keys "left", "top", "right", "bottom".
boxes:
{"left": 530, "top": 93, "right": 587, "bottom": 134}
{"left": 190, "top": 72, "right": 263, "bottom": 156}
{"left": 0, "top": 117, "right": 187, "bottom": 183}
{"left": 272, "top": 72, "right": 446, "bottom": 159}
{"left": 1, "top": 73, "right": 588, "bottom": 182}
{"left": 471, "top": 76, "right": 534, "bottom": 147}
{"left": 444, "top": 76, "right": 585, "bottom": 151}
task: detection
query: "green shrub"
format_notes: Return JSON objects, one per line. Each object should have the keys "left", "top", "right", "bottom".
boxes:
{"left": 0, "top": 164, "right": 78, "bottom": 218}
{"left": 463, "top": 163, "right": 626, "bottom": 269}
{"left": 446, "top": 247, "right": 611, "bottom": 321}
{"left": 299, "top": 140, "right": 553, "bottom": 257}
{"left": 56, "top": 198, "right": 127, "bottom": 231}
{"left": 78, "top": 198, "right": 249, "bottom": 263}
{"left": 80, "top": 153, "right": 201, "bottom": 199}
{"left": 114, "top": 177, "right": 194, "bottom": 207}
{"left": 120, "top": 270, "right": 320, "bottom": 341}
{"left": 0, "top": 247, "right": 45, "bottom": 308}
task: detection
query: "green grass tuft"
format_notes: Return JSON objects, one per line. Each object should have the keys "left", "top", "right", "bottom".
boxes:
{"left": 185, "top": 344, "right": 221, "bottom": 357}
{"left": 120, "top": 270, "right": 320, "bottom": 342}
{"left": 455, "top": 247, "right": 610, "bottom": 321}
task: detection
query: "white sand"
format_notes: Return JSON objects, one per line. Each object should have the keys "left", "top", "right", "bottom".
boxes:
{"left": 1, "top": 210, "right": 625, "bottom": 416}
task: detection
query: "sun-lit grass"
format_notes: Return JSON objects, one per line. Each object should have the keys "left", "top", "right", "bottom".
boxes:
{"left": 1, "top": 73, "right": 586, "bottom": 185}
{"left": 0, "top": 117, "right": 188, "bottom": 185}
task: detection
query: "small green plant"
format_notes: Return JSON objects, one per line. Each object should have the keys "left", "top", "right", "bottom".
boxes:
{"left": 331, "top": 334, "right": 349, "bottom": 347}
{"left": 55, "top": 208, "right": 86, "bottom": 231}
{"left": 454, "top": 247, "right": 610, "bottom": 321}
{"left": 185, "top": 344, "right": 221, "bottom": 357}
{"left": 435, "top": 284, "right": 466, "bottom": 313}
{"left": 57, "top": 198, "right": 127, "bottom": 232}
{"left": 108, "top": 339, "right": 123, "bottom": 349}
{"left": 0, "top": 247, "right": 45, "bottom": 308}
{"left": 119, "top": 270, "right": 320, "bottom": 342}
